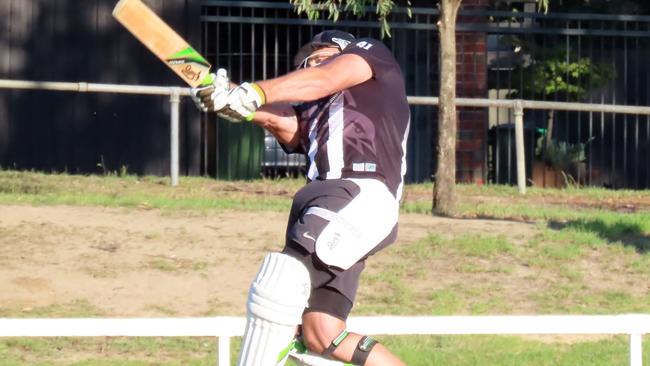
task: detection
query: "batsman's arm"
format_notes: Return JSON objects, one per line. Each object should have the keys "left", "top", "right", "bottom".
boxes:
{"left": 251, "top": 103, "right": 300, "bottom": 149}
{"left": 244, "top": 53, "right": 371, "bottom": 148}
{"left": 256, "top": 53, "right": 372, "bottom": 104}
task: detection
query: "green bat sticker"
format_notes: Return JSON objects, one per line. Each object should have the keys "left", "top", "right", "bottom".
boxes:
{"left": 167, "top": 47, "right": 214, "bottom": 86}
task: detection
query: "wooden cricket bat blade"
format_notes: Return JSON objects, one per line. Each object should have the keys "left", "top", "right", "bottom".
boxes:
{"left": 112, "top": 0, "right": 213, "bottom": 87}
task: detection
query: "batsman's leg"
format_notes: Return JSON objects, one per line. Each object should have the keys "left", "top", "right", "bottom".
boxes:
{"left": 301, "top": 312, "right": 405, "bottom": 366}
{"left": 237, "top": 252, "right": 311, "bottom": 366}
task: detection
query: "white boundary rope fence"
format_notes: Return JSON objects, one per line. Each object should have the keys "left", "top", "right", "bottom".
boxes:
{"left": 4, "top": 79, "right": 650, "bottom": 191}
{"left": 0, "top": 315, "right": 648, "bottom": 365}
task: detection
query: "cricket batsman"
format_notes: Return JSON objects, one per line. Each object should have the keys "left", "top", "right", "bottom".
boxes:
{"left": 192, "top": 30, "right": 410, "bottom": 366}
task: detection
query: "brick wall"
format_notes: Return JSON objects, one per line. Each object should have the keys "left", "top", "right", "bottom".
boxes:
{"left": 456, "top": 0, "right": 488, "bottom": 184}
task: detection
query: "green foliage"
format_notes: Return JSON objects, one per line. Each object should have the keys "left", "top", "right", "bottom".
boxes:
{"left": 536, "top": 0, "right": 549, "bottom": 12}
{"left": 289, "top": 0, "right": 412, "bottom": 38}
{"left": 530, "top": 57, "right": 613, "bottom": 98}
{"left": 539, "top": 0, "right": 650, "bottom": 14}
{"left": 535, "top": 134, "right": 594, "bottom": 172}
{"left": 507, "top": 45, "right": 615, "bottom": 101}
{"left": 489, "top": 0, "right": 550, "bottom": 12}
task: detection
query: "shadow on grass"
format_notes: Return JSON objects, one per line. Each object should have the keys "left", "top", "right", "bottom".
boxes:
{"left": 548, "top": 219, "right": 650, "bottom": 253}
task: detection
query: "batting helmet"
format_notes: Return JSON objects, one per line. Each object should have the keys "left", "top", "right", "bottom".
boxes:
{"left": 293, "top": 30, "right": 356, "bottom": 68}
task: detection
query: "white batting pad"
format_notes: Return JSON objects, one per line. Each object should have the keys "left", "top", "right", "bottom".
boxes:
{"left": 237, "top": 252, "right": 311, "bottom": 366}
{"left": 310, "top": 178, "right": 398, "bottom": 270}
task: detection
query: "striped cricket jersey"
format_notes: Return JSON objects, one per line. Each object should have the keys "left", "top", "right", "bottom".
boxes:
{"left": 286, "top": 38, "right": 411, "bottom": 200}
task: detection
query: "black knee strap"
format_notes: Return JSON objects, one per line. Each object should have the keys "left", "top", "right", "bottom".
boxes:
{"left": 321, "top": 329, "right": 350, "bottom": 359}
{"left": 351, "top": 336, "right": 378, "bottom": 365}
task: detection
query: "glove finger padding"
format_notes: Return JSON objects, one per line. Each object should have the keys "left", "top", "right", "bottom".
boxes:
{"left": 191, "top": 84, "right": 213, "bottom": 112}
{"left": 190, "top": 68, "right": 231, "bottom": 112}
{"left": 214, "top": 68, "right": 230, "bottom": 90}
{"left": 217, "top": 106, "right": 246, "bottom": 123}
{"left": 216, "top": 82, "right": 266, "bottom": 122}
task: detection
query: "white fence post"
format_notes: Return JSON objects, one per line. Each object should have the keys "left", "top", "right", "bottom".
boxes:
{"left": 218, "top": 336, "right": 230, "bottom": 366}
{"left": 169, "top": 87, "right": 181, "bottom": 187}
{"left": 513, "top": 100, "right": 526, "bottom": 194}
{"left": 630, "top": 333, "right": 643, "bottom": 366}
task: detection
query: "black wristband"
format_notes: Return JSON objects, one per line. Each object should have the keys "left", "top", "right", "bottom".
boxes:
{"left": 350, "top": 336, "right": 378, "bottom": 365}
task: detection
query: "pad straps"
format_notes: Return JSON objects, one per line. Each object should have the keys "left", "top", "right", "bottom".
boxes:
{"left": 321, "top": 329, "right": 350, "bottom": 359}
{"left": 350, "top": 336, "right": 378, "bottom": 366}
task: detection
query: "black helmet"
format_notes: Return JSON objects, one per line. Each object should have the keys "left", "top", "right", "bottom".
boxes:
{"left": 293, "top": 30, "right": 356, "bottom": 68}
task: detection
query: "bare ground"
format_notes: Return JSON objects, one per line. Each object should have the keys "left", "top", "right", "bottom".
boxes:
{"left": 0, "top": 204, "right": 539, "bottom": 317}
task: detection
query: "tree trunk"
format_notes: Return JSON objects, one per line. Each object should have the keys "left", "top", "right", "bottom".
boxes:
{"left": 432, "top": 0, "right": 461, "bottom": 216}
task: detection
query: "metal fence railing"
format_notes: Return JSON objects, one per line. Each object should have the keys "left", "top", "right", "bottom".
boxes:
{"left": 482, "top": 10, "right": 650, "bottom": 189}
{"left": 3, "top": 78, "right": 650, "bottom": 193}
{"left": 0, "top": 79, "right": 189, "bottom": 186}
{"left": 407, "top": 96, "right": 650, "bottom": 193}
{"left": 200, "top": 1, "right": 650, "bottom": 188}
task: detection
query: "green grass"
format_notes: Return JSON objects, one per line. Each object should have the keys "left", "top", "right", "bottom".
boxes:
{"left": 146, "top": 258, "right": 210, "bottom": 273}
{"left": 0, "top": 171, "right": 298, "bottom": 212}
{"left": 1, "top": 170, "right": 649, "bottom": 364}
{"left": 391, "top": 233, "right": 515, "bottom": 260}
{"left": 3, "top": 170, "right": 650, "bottom": 224}
{"left": 451, "top": 233, "right": 515, "bottom": 257}
{"left": 0, "top": 337, "right": 217, "bottom": 366}
{"left": 1, "top": 334, "right": 647, "bottom": 366}
{"left": 358, "top": 223, "right": 650, "bottom": 316}
{"left": 385, "top": 334, "right": 648, "bottom": 366}
{"left": 0, "top": 300, "right": 102, "bottom": 318}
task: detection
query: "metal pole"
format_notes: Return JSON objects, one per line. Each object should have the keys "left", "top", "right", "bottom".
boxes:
{"left": 629, "top": 333, "right": 642, "bottom": 366}
{"left": 170, "top": 88, "right": 181, "bottom": 187}
{"left": 514, "top": 100, "right": 526, "bottom": 194}
{"left": 0, "top": 79, "right": 191, "bottom": 96}
{"left": 218, "top": 336, "right": 230, "bottom": 366}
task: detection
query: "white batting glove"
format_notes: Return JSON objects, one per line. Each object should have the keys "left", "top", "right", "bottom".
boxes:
{"left": 216, "top": 82, "right": 266, "bottom": 122}
{"left": 191, "top": 68, "right": 230, "bottom": 112}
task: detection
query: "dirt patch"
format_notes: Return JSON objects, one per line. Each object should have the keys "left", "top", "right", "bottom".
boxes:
{"left": 403, "top": 188, "right": 650, "bottom": 214}
{"left": 0, "top": 204, "right": 542, "bottom": 318}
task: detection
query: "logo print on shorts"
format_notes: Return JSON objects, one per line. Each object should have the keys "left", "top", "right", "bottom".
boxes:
{"left": 302, "top": 232, "right": 316, "bottom": 242}
{"left": 327, "top": 232, "right": 341, "bottom": 250}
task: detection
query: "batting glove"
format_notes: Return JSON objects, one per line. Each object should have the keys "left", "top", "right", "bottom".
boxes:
{"left": 217, "top": 82, "right": 266, "bottom": 122}
{"left": 191, "top": 68, "right": 230, "bottom": 112}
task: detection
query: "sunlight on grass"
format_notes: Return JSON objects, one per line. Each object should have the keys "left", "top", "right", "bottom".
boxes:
{"left": 0, "top": 299, "right": 102, "bottom": 318}
{"left": 450, "top": 234, "right": 515, "bottom": 257}
{"left": 385, "top": 334, "right": 633, "bottom": 366}
{"left": 428, "top": 289, "right": 464, "bottom": 314}
{"left": 1, "top": 170, "right": 650, "bottom": 364}
{"left": 540, "top": 241, "right": 584, "bottom": 261}
{"left": 394, "top": 233, "right": 444, "bottom": 259}
{"left": 0, "top": 337, "right": 217, "bottom": 366}
{"left": 0, "top": 334, "right": 644, "bottom": 366}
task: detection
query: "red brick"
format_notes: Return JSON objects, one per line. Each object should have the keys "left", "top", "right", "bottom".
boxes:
{"left": 461, "top": 0, "right": 489, "bottom": 7}
{"left": 459, "top": 120, "right": 486, "bottom": 131}
{"left": 458, "top": 39, "right": 486, "bottom": 49}
{"left": 458, "top": 139, "right": 483, "bottom": 151}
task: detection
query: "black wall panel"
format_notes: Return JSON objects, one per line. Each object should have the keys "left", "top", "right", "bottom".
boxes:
{"left": 0, "top": 0, "right": 203, "bottom": 176}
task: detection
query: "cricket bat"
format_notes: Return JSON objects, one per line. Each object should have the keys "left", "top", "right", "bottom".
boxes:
{"left": 112, "top": 0, "right": 214, "bottom": 87}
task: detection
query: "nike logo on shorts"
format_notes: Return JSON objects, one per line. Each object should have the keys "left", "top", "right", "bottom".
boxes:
{"left": 302, "top": 232, "right": 316, "bottom": 241}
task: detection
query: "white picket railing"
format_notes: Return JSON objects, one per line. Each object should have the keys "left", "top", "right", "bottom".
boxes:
{"left": 0, "top": 315, "right": 648, "bottom": 366}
